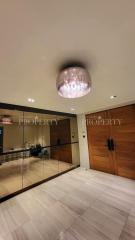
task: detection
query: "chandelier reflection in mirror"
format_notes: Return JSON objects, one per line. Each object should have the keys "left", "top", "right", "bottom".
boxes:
{"left": 56, "top": 65, "right": 91, "bottom": 98}
{"left": 0, "top": 115, "right": 13, "bottom": 125}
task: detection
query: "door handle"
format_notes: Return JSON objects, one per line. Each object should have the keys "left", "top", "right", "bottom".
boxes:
{"left": 110, "top": 139, "right": 114, "bottom": 151}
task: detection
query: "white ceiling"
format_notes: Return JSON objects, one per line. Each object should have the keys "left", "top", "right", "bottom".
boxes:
{"left": 0, "top": 0, "right": 135, "bottom": 114}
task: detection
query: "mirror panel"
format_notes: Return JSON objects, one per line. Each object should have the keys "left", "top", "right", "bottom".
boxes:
{"left": 0, "top": 109, "right": 23, "bottom": 198}
{"left": 0, "top": 107, "right": 79, "bottom": 200}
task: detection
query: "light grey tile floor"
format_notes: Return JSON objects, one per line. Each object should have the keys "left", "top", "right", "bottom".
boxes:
{"left": 0, "top": 168, "right": 135, "bottom": 240}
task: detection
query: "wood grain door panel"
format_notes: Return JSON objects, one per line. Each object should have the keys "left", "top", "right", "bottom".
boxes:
{"left": 86, "top": 104, "right": 135, "bottom": 179}
{"left": 109, "top": 105, "right": 135, "bottom": 179}
{"left": 86, "top": 111, "right": 115, "bottom": 174}
{"left": 50, "top": 119, "right": 72, "bottom": 163}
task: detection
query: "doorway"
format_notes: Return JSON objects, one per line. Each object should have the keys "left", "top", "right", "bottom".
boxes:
{"left": 86, "top": 104, "right": 135, "bottom": 179}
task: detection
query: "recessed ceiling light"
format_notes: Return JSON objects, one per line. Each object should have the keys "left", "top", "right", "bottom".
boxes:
{"left": 71, "top": 107, "right": 75, "bottom": 111}
{"left": 110, "top": 95, "right": 117, "bottom": 99}
{"left": 28, "top": 98, "right": 35, "bottom": 103}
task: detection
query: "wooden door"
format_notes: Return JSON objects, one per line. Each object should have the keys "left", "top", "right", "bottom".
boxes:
{"left": 109, "top": 105, "right": 135, "bottom": 179}
{"left": 86, "top": 111, "right": 115, "bottom": 174}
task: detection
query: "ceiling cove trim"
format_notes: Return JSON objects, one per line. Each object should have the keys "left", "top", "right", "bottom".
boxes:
{"left": 0, "top": 102, "right": 76, "bottom": 118}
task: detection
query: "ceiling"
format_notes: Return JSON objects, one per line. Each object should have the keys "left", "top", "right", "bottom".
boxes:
{"left": 0, "top": 0, "right": 135, "bottom": 114}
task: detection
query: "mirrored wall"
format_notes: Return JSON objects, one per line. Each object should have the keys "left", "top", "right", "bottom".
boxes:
{"left": 0, "top": 107, "right": 80, "bottom": 200}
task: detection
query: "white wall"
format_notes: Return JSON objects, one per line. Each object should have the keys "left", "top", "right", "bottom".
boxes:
{"left": 77, "top": 114, "right": 90, "bottom": 169}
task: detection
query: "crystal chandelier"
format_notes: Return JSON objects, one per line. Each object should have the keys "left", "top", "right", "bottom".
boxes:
{"left": 56, "top": 65, "right": 91, "bottom": 98}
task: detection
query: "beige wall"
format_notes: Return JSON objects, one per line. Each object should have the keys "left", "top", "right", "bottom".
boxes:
{"left": 3, "top": 124, "right": 23, "bottom": 150}
{"left": 3, "top": 124, "right": 50, "bottom": 151}
{"left": 70, "top": 118, "right": 80, "bottom": 166}
{"left": 24, "top": 125, "right": 50, "bottom": 147}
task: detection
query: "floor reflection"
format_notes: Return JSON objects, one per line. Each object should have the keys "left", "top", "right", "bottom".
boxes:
{"left": 0, "top": 158, "right": 74, "bottom": 198}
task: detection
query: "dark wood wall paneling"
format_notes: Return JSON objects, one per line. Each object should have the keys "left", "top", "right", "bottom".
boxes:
{"left": 50, "top": 119, "right": 72, "bottom": 163}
